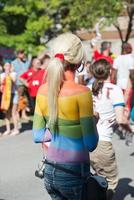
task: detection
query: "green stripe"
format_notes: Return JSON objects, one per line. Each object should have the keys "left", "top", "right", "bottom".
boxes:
{"left": 45, "top": 116, "right": 80, "bottom": 126}
{"left": 58, "top": 125, "right": 82, "bottom": 138}
{"left": 33, "top": 113, "right": 46, "bottom": 129}
{"left": 80, "top": 117, "right": 95, "bottom": 135}
{"left": 33, "top": 115, "right": 94, "bottom": 137}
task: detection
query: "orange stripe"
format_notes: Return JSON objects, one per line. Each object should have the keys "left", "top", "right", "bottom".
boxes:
{"left": 38, "top": 81, "right": 90, "bottom": 97}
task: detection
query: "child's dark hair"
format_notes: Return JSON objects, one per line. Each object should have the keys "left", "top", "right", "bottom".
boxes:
{"left": 130, "top": 71, "right": 134, "bottom": 89}
{"left": 90, "top": 59, "right": 111, "bottom": 96}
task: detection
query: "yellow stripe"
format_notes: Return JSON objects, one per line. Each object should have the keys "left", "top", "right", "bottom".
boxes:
{"left": 35, "top": 91, "right": 93, "bottom": 120}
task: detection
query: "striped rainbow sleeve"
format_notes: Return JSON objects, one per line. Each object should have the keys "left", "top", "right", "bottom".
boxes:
{"left": 32, "top": 93, "right": 47, "bottom": 143}
{"left": 77, "top": 90, "right": 98, "bottom": 151}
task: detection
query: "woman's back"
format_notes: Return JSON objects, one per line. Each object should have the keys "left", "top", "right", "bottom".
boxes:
{"left": 34, "top": 80, "right": 97, "bottom": 163}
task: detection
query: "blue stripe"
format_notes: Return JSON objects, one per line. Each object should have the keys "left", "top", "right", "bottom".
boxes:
{"left": 32, "top": 128, "right": 51, "bottom": 143}
{"left": 113, "top": 103, "right": 125, "bottom": 108}
{"left": 51, "top": 132, "right": 98, "bottom": 151}
{"left": 83, "top": 134, "right": 98, "bottom": 152}
{"left": 51, "top": 134, "right": 85, "bottom": 151}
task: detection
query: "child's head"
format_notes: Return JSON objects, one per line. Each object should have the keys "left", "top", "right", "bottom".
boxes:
{"left": 90, "top": 59, "right": 111, "bottom": 80}
{"left": 90, "top": 59, "right": 111, "bottom": 96}
{"left": 3, "top": 62, "right": 12, "bottom": 73}
{"left": 122, "top": 43, "right": 132, "bottom": 55}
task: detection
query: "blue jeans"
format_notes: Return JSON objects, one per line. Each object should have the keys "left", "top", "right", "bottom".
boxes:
{"left": 44, "top": 160, "right": 90, "bottom": 200}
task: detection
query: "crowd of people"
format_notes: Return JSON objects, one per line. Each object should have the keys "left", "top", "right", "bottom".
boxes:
{"left": 32, "top": 33, "right": 133, "bottom": 200}
{"left": 0, "top": 49, "right": 50, "bottom": 136}
{"left": 0, "top": 32, "right": 134, "bottom": 200}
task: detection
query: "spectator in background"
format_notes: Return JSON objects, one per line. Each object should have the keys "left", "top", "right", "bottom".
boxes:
{"left": 12, "top": 49, "right": 31, "bottom": 120}
{"left": 19, "top": 58, "right": 42, "bottom": 114}
{"left": 0, "top": 55, "right": 3, "bottom": 73}
{"left": 38, "top": 51, "right": 51, "bottom": 69}
{"left": 75, "top": 60, "right": 86, "bottom": 84}
{"left": 93, "top": 41, "right": 113, "bottom": 65}
{"left": 0, "top": 62, "right": 19, "bottom": 136}
{"left": 84, "top": 61, "right": 95, "bottom": 88}
{"left": 12, "top": 49, "right": 31, "bottom": 87}
{"left": 112, "top": 43, "right": 134, "bottom": 92}
{"left": 125, "top": 71, "right": 134, "bottom": 125}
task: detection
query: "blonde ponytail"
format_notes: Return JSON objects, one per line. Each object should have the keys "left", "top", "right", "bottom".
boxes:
{"left": 47, "top": 58, "right": 64, "bottom": 128}
{"left": 46, "top": 32, "right": 84, "bottom": 129}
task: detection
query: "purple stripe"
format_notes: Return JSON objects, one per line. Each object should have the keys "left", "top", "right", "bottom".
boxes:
{"left": 46, "top": 145, "right": 89, "bottom": 163}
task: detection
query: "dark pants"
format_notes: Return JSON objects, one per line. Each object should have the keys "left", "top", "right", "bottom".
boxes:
{"left": 29, "top": 96, "right": 36, "bottom": 115}
{"left": 44, "top": 160, "right": 90, "bottom": 200}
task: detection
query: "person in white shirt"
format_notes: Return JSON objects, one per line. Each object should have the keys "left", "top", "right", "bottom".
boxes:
{"left": 75, "top": 61, "right": 86, "bottom": 84}
{"left": 90, "top": 59, "right": 127, "bottom": 200}
{"left": 112, "top": 43, "right": 134, "bottom": 91}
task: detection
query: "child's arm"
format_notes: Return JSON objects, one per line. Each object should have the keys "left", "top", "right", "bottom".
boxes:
{"left": 10, "top": 72, "right": 17, "bottom": 83}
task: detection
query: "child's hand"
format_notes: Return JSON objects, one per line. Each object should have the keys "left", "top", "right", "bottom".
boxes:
{"left": 5, "top": 69, "right": 10, "bottom": 75}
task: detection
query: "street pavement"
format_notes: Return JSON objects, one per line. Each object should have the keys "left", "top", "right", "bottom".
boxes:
{"left": 0, "top": 125, "right": 134, "bottom": 200}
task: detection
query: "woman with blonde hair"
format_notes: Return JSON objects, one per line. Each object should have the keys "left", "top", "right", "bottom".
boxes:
{"left": 33, "top": 33, "right": 98, "bottom": 200}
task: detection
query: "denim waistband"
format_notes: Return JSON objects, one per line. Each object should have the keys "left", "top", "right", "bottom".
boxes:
{"left": 45, "top": 159, "right": 90, "bottom": 177}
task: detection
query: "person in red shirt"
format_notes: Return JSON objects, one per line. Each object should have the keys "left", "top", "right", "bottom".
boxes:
{"left": 19, "top": 58, "right": 44, "bottom": 113}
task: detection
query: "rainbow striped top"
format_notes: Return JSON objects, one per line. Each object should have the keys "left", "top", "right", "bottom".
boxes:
{"left": 33, "top": 81, "right": 98, "bottom": 163}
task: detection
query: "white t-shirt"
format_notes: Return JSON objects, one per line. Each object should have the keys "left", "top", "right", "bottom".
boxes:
{"left": 93, "top": 82, "right": 125, "bottom": 142}
{"left": 113, "top": 54, "right": 134, "bottom": 90}
{"left": 75, "top": 65, "right": 87, "bottom": 83}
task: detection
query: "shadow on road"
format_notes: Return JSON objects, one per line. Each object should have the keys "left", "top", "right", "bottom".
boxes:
{"left": 0, "top": 120, "right": 33, "bottom": 134}
{"left": 20, "top": 120, "right": 32, "bottom": 133}
{"left": 113, "top": 178, "right": 134, "bottom": 200}
{"left": 130, "top": 152, "right": 134, "bottom": 156}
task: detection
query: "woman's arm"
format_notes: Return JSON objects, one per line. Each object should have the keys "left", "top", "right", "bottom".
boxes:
{"left": 124, "top": 78, "right": 132, "bottom": 104}
{"left": 113, "top": 86, "right": 131, "bottom": 130}
{"left": 19, "top": 77, "right": 29, "bottom": 87}
{"left": 32, "top": 91, "right": 47, "bottom": 143}
{"left": 77, "top": 89, "right": 98, "bottom": 152}
{"left": 10, "top": 72, "right": 16, "bottom": 83}
{"left": 114, "top": 106, "right": 127, "bottom": 124}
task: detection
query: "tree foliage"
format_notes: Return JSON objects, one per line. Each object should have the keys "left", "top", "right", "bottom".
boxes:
{"left": 0, "top": 0, "right": 53, "bottom": 54}
{"left": 0, "top": 0, "right": 132, "bottom": 54}
{"left": 45, "top": 0, "right": 123, "bottom": 32}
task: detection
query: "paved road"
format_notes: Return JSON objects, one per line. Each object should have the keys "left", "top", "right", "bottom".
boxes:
{"left": 0, "top": 127, "right": 134, "bottom": 200}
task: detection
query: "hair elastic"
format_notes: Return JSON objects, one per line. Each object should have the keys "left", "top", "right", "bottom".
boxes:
{"left": 55, "top": 53, "right": 64, "bottom": 61}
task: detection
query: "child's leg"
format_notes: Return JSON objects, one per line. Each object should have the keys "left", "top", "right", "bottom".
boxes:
{"left": 12, "top": 104, "right": 19, "bottom": 131}
{"left": 10, "top": 92, "right": 20, "bottom": 136}
{"left": 3, "top": 111, "right": 11, "bottom": 135}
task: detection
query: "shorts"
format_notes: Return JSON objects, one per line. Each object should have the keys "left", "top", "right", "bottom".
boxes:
{"left": 13, "top": 91, "right": 19, "bottom": 104}
{"left": 90, "top": 141, "right": 118, "bottom": 191}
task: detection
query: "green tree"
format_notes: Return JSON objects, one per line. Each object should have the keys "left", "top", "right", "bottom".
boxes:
{"left": 0, "top": 0, "right": 132, "bottom": 54}
{"left": 46, "top": 0, "right": 134, "bottom": 44}
{"left": 0, "top": 0, "right": 53, "bottom": 54}
{"left": 114, "top": 0, "right": 134, "bottom": 44}
{"left": 45, "top": 0, "right": 123, "bottom": 33}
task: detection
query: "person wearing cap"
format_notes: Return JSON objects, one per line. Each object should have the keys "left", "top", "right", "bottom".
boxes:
{"left": 32, "top": 33, "right": 98, "bottom": 200}
{"left": 112, "top": 43, "right": 134, "bottom": 92}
